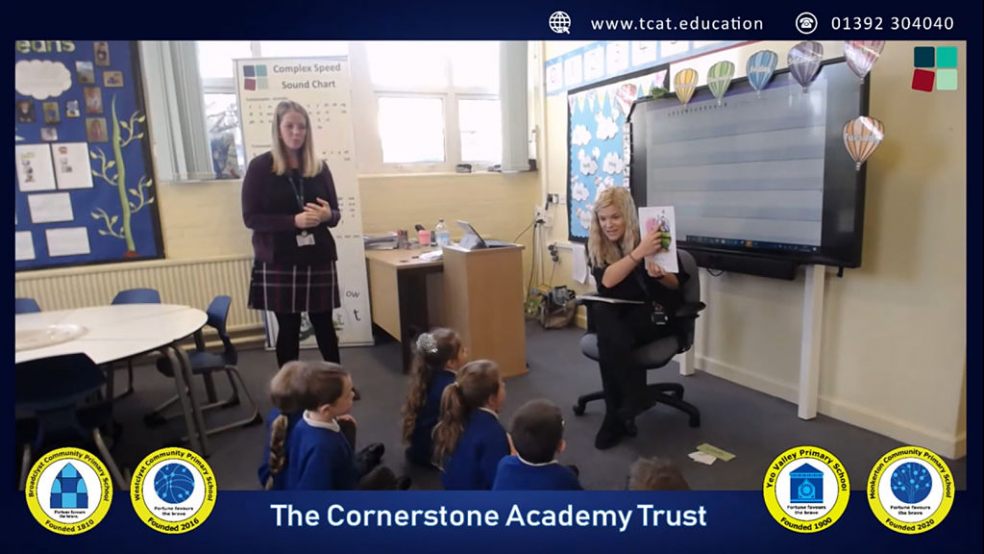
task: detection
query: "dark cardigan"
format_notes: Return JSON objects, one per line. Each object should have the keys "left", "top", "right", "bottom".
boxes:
{"left": 241, "top": 152, "right": 341, "bottom": 265}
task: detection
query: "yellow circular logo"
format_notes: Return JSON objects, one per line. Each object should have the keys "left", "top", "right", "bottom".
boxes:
{"left": 130, "top": 447, "right": 217, "bottom": 534}
{"left": 25, "top": 448, "right": 113, "bottom": 535}
{"left": 867, "top": 445, "right": 954, "bottom": 534}
{"left": 763, "top": 445, "right": 850, "bottom": 533}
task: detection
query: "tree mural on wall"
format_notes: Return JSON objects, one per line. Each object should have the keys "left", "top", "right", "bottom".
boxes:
{"left": 90, "top": 94, "right": 154, "bottom": 257}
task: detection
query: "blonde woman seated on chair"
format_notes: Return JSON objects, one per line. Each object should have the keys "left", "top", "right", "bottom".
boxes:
{"left": 586, "top": 187, "right": 688, "bottom": 450}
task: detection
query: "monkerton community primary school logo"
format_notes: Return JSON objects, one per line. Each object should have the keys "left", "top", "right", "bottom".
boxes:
{"left": 867, "top": 445, "right": 954, "bottom": 534}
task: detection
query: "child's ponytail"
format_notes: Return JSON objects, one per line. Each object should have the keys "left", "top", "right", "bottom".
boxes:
{"left": 431, "top": 360, "right": 500, "bottom": 466}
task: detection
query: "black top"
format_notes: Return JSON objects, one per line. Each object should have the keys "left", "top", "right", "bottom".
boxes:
{"left": 590, "top": 252, "right": 688, "bottom": 315}
{"left": 241, "top": 152, "right": 341, "bottom": 265}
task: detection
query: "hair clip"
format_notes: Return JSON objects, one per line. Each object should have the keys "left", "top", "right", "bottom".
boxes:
{"left": 416, "top": 333, "right": 439, "bottom": 355}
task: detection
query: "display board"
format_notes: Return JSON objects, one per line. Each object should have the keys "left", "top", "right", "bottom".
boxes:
{"left": 236, "top": 56, "right": 372, "bottom": 347}
{"left": 14, "top": 40, "right": 163, "bottom": 270}
{"left": 566, "top": 66, "right": 669, "bottom": 241}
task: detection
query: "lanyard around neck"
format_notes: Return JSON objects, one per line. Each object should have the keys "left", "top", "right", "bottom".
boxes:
{"left": 287, "top": 172, "right": 304, "bottom": 210}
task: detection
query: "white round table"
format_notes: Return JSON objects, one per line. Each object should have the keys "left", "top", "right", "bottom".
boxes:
{"left": 16, "top": 304, "right": 211, "bottom": 455}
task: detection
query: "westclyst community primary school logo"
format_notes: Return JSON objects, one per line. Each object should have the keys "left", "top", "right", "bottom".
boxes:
{"left": 763, "top": 446, "right": 850, "bottom": 533}
{"left": 25, "top": 448, "right": 113, "bottom": 535}
{"left": 867, "top": 445, "right": 954, "bottom": 534}
{"left": 130, "top": 447, "right": 217, "bottom": 534}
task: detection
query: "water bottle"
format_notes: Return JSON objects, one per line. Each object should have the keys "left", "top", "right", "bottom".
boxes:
{"left": 435, "top": 219, "right": 450, "bottom": 247}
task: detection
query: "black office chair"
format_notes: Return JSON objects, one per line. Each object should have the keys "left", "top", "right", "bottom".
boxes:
{"left": 16, "top": 353, "right": 128, "bottom": 490}
{"left": 145, "top": 295, "right": 262, "bottom": 437}
{"left": 574, "top": 249, "right": 705, "bottom": 428}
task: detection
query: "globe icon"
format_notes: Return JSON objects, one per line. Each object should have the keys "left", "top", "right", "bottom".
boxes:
{"left": 154, "top": 463, "right": 196, "bottom": 504}
{"left": 890, "top": 462, "right": 932, "bottom": 504}
{"left": 549, "top": 11, "right": 571, "bottom": 34}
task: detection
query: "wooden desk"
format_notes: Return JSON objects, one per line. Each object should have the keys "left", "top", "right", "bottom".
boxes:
{"left": 365, "top": 248, "right": 444, "bottom": 371}
{"left": 365, "top": 244, "right": 527, "bottom": 378}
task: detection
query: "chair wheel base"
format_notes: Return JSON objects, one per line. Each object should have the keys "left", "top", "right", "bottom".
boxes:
{"left": 572, "top": 404, "right": 586, "bottom": 416}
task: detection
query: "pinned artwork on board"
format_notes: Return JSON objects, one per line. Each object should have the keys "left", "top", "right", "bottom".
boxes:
{"left": 83, "top": 87, "right": 103, "bottom": 114}
{"left": 746, "top": 50, "right": 778, "bottom": 96}
{"left": 93, "top": 41, "right": 110, "bottom": 66}
{"left": 707, "top": 61, "right": 735, "bottom": 105}
{"left": 103, "top": 71, "right": 124, "bottom": 88}
{"left": 76, "top": 61, "right": 95, "bottom": 84}
{"left": 842, "top": 116, "right": 884, "bottom": 170}
{"left": 788, "top": 41, "right": 823, "bottom": 92}
{"left": 86, "top": 117, "right": 108, "bottom": 142}
{"left": 16, "top": 100, "right": 36, "bottom": 123}
{"left": 674, "top": 68, "right": 697, "bottom": 105}
{"left": 65, "top": 100, "right": 80, "bottom": 118}
{"left": 42, "top": 101, "right": 60, "bottom": 124}
{"left": 844, "top": 41, "right": 885, "bottom": 80}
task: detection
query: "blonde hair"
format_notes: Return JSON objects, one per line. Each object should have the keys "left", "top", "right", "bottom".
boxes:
{"left": 401, "top": 328, "right": 464, "bottom": 444}
{"left": 265, "top": 361, "right": 348, "bottom": 490}
{"left": 270, "top": 100, "right": 321, "bottom": 178}
{"left": 588, "top": 186, "right": 640, "bottom": 268}
{"left": 432, "top": 360, "right": 501, "bottom": 466}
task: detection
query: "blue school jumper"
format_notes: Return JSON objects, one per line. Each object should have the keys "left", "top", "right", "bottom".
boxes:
{"left": 492, "top": 456, "right": 582, "bottom": 490}
{"left": 441, "top": 408, "right": 509, "bottom": 490}
{"left": 259, "top": 410, "right": 358, "bottom": 490}
{"left": 407, "top": 370, "right": 457, "bottom": 466}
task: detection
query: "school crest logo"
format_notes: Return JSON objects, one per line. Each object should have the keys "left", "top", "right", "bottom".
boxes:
{"left": 130, "top": 447, "right": 216, "bottom": 534}
{"left": 867, "top": 445, "right": 954, "bottom": 534}
{"left": 25, "top": 448, "right": 113, "bottom": 535}
{"left": 763, "top": 446, "right": 850, "bottom": 533}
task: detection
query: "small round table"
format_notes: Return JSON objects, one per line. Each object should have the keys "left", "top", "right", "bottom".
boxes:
{"left": 16, "top": 304, "right": 211, "bottom": 455}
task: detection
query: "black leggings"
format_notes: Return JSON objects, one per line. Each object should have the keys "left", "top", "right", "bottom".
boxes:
{"left": 592, "top": 302, "right": 668, "bottom": 418}
{"left": 274, "top": 311, "right": 340, "bottom": 367}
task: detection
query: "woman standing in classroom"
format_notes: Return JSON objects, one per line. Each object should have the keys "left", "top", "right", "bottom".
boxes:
{"left": 242, "top": 100, "right": 343, "bottom": 368}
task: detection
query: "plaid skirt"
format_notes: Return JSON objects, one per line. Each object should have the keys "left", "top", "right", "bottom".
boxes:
{"left": 248, "top": 261, "right": 340, "bottom": 314}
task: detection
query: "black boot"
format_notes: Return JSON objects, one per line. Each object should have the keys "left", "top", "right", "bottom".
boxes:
{"left": 594, "top": 414, "right": 626, "bottom": 450}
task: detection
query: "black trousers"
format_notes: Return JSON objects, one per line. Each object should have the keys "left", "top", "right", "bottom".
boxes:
{"left": 338, "top": 418, "right": 400, "bottom": 490}
{"left": 591, "top": 302, "right": 669, "bottom": 419}
{"left": 274, "top": 311, "right": 340, "bottom": 368}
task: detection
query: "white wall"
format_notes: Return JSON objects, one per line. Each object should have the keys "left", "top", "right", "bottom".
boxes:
{"left": 537, "top": 40, "right": 967, "bottom": 458}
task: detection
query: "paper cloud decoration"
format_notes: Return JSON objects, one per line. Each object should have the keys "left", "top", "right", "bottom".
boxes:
{"left": 571, "top": 124, "right": 592, "bottom": 146}
{"left": 16, "top": 60, "right": 72, "bottom": 100}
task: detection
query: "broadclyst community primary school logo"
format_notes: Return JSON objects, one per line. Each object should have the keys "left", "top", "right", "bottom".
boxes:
{"left": 763, "top": 446, "right": 850, "bottom": 533}
{"left": 24, "top": 448, "right": 113, "bottom": 535}
{"left": 130, "top": 447, "right": 216, "bottom": 534}
{"left": 867, "top": 445, "right": 954, "bottom": 534}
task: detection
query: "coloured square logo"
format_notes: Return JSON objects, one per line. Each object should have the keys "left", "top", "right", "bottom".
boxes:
{"left": 244, "top": 78, "right": 256, "bottom": 91}
{"left": 913, "top": 47, "right": 935, "bottom": 68}
{"left": 911, "top": 69, "right": 935, "bottom": 92}
{"left": 935, "top": 69, "right": 958, "bottom": 91}
{"left": 935, "top": 47, "right": 957, "bottom": 68}
{"left": 243, "top": 65, "right": 256, "bottom": 77}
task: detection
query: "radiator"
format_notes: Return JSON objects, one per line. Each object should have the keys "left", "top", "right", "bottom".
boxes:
{"left": 14, "top": 255, "right": 263, "bottom": 333}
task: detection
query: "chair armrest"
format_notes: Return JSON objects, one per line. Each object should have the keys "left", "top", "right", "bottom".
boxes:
{"left": 674, "top": 301, "right": 706, "bottom": 319}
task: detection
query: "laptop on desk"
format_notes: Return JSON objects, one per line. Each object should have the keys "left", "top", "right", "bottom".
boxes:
{"left": 456, "top": 220, "right": 512, "bottom": 250}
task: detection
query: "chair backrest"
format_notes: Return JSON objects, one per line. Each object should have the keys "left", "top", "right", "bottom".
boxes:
{"left": 111, "top": 288, "right": 161, "bottom": 305}
{"left": 205, "top": 295, "right": 237, "bottom": 365}
{"left": 676, "top": 249, "right": 701, "bottom": 347}
{"left": 16, "top": 353, "right": 105, "bottom": 412}
{"left": 15, "top": 297, "right": 42, "bottom": 314}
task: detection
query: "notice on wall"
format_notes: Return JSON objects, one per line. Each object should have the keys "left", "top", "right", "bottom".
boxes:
{"left": 28, "top": 192, "right": 74, "bottom": 223}
{"left": 16, "top": 144, "right": 57, "bottom": 192}
{"left": 237, "top": 56, "right": 372, "bottom": 347}
{"left": 52, "top": 142, "right": 94, "bottom": 189}
{"left": 45, "top": 227, "right": 91, "bottom": 257}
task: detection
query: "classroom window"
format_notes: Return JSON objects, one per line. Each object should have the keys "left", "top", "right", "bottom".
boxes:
{"left": 377, "top": 97, "right": 446, "bottom": 164}
{"left": 358, "top": 41, "right": 502, "bottom": 171}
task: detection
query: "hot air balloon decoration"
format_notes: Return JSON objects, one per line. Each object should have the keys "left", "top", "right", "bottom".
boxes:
{"left": 747, "top": 50, "right": 778, "bottom": 96}
{"left": 674, "top": 68, "right": 698, "bottom": 105}
{"left": 844, "top": 41, "right": 885, "bottom": 80}
{"left": 788, "top": 41, "right": 824, "bottom": 92}
{"left": 707, "top": 61, "right": 735, "bottom": 105}
{"left": 843, "top": 116, "right": 884, "bottom": 170}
